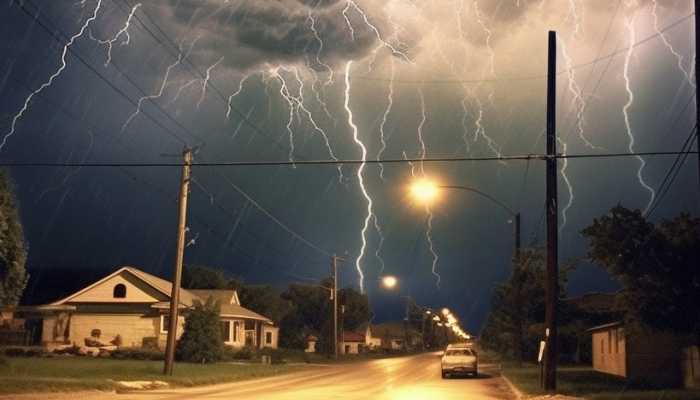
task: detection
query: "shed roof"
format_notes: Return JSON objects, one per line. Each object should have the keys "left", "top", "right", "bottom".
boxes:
{"left": 586, "top": 321, "right": 623, "bottom": 332}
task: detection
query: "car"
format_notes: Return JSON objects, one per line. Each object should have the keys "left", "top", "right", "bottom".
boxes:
{"left": 441, "top": 347, "right": 478, "bottom": 378}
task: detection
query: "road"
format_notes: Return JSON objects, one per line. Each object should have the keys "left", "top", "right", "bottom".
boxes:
{"left": 118, "top": 352, "right": 515, "bottom": 400}
{"left": 3, "top": 352, "right": 517, "bottom": 400}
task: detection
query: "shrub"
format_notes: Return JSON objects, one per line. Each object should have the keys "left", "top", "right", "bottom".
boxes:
{"left": 232, "top": 345, "right": 255, "bottom": 360}
{"left": 175, "top": 297, "right": 223, "bottom": 363}
{"left": 2, "top": 346, "right": 47, "bottom": 357}
{"left": 0, "top": 354, "right": 8, "bottom": 367}
{"left": 110, "top": 347, "right": 164, "bottom": 361}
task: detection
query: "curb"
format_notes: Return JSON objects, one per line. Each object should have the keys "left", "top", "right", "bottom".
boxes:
{"left": 500, "top": 372, "right": 524, "bottom": 400}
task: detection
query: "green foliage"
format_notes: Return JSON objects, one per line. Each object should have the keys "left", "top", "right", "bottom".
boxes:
{"left": 0, "top": 170, "right": 28, "bottom": 307}
{"left": 110, "top": 348, "right": 164, "bottom": 361}
{"left": 237, "top": 285, "right": 292, "bottom": 326}
{"left": 338, "top": 287, "right": 371, "bottom": 331}
{"left": 182, "top": 264, "right": 229, "bottom": 290}
{"left": 176, "top": 297, "right": 224, "bottom": 363}
{"left": 479, "top": 248, "right": 574, "bottom": 362}
{"left": 582, "top": 206, "right": 700, "bottom": 339}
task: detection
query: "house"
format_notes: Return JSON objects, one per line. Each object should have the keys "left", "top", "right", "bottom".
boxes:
{"left": 372, "top": 322, "right": 422, "bottom": 350}
{"left": 360, "top": 323, "right": 381, "bottom": 349}
{"left": 589, "top": 321, "right": 699, "bottom": 388}
{"left": 17, "top": 266, "right": 278, "bottom": 350}
{"left": 340, "top": 331, "right": 365, "bottom": 354}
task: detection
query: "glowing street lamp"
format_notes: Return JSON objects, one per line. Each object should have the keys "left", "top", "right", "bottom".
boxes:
{"left": 410, "top": 179, "right": 439, "bottom": 205}
{"left": 381, "top": 275, "right": 398, "bottom": 289}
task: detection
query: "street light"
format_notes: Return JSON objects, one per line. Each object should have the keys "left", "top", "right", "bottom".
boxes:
{"left": 408, "top": 179, "right": 521, "bottom": 262}
{"left": 441, "top": 308, "right": 450, "bottom": 316}
{"left": 381, "top": 275, "right": 398, "bottom": 289}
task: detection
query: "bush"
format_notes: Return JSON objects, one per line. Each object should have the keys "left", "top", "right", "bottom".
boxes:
{"left": 175, "top": 298, "right": 223, "bottom": 363}
{"left": 1, "top": 346, "right": 47, "bottom": 357}
{"left": 0, "top": 354, "right": 7, "bottom": 367}
{"left": 111, "top": 347, "right": 164, "bottom": 361}
{"left": 259, "top": 347, "right": 285, "bottom": 364}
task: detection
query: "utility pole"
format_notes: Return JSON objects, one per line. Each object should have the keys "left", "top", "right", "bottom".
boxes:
{"left": 331, "top": 255, "right": 339, "bottom": 359}
{"left": 163, "top": 147, "right": 192, "bottom": 375}
{"left": 544, "top": 31, "right": 559, "bottom": 391}
{"left": 696, "top": 0, "right": 699, "bottom": 193}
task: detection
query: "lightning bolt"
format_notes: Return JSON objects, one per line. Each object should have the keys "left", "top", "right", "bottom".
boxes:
{"left": 122, "top": 36, "right": 199, "bottom": 133}
{"left": 417, "top": 87, "right": 428, "bottom": 175}
{"left": 0, "top": 0, "right": 103, "bottom": 152}
{"left": 557, "top": 138, "right": 574, "bottom": 233}
{"left": 651, "top": 0, "right": 693, "bottom": 86}
{"left": 343, "top": 1, "right": 411, "bottom": 63}
{"left": 559, "top": 37, "right": 602, "bottom": 150}
{"left": 345, "top": 60, "right": 373, "bottom": 294}
{"left": 377, "top": 57, "right": 394, "bottom": 181}
{"left": 269, "top": 67, "right": 298, "bottom": 165}
{"left": 307, "top": 10, "right": 333, "bottom": 85}
{"left": 473, "top": 0, "right": 495, "bottom": 76}
{"left": 226, "top": 73, "right": 253, "bottom": 120}
{"left": 92, "top": 2, "right": 141, "bottom": 67}
{"left": 425, "top": 207, "right": 440, "bottom": 289}
{"left": 567, "top": 0, "right": 583, "bottom": 39}
{"left": 196, "top": 56, "right": 224, "bottom": 110}
{"left": 623, "top": 17, "right": 655, "bottom": 213}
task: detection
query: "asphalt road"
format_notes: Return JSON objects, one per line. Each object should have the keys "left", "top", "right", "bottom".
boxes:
{"left": 113, "top": 352, "right": 516, "bottom": 400}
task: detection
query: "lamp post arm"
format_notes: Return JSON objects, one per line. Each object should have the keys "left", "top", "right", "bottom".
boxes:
{"left": 438, "top": 185, "right": 518, "bottom": 217}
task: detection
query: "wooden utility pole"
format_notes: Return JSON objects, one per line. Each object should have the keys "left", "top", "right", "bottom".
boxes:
{"left": 696, "top": 0, "right": 699, "bottom": 193}
{"left": 544, "top": 31, "right": 559, "bottom": 391}
{"left": 331, "top": 255, "right": 339, "bottom": 359}
{"left": 163, "top": 147, "right": 192, "bottom": 375}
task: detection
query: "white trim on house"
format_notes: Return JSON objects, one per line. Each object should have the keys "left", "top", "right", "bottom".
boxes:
{"left": 160, "top": 314, "right": 169, "bottom": 334}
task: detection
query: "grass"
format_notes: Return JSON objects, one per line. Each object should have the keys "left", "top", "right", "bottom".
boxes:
{"left": 501, "top": 364, "right": 700, "bottom": 400}
{"left": 0, "top": 356, "right": 305, "bottom": 394}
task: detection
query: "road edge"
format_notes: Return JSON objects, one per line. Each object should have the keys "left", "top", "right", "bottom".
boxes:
{"left": 500, "top": 370, "right": 523, "bottom": 400}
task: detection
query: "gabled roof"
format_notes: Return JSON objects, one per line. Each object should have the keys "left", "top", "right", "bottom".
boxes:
{"left": 188, "top": 289, "right": 240, "bottom": 305}
{"left": 587, "top": 321, "right": 623, "bottom": 332}
{"left": 342, "top": 331, "right": 365, "bottom": 342}
{"left": 48, "top": 266, "right": 272, "bottom": 324}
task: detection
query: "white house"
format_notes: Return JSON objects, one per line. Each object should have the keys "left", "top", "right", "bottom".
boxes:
{"left": 21, "top": 266, "right": 278, "bottom": 350}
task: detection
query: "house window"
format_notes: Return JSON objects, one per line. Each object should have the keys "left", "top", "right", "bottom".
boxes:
{"left": 113, "top": 284, "right": 127, "bottom": 298}
{"left": 266, "top": 331, "right": 272, "bottom": 345}
{"left": 160, "top": 315, "right": 170, "bottom": 334}
{"left": 220, "top": 321, "right": 232, "bottom": 343}
{"left": 233, "top": 321, "right": 240, "bottom": 342}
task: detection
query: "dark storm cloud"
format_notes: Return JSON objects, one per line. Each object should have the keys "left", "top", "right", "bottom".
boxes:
{"left": 159, "top": 0, "right": 386, "bottom": 71}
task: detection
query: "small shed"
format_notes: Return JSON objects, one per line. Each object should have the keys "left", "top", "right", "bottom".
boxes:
{"left": 588, "top": 321, "right": 690, "bottom": 387}
{"left": 341, "top": 331, "right": 365, "bottom": 354}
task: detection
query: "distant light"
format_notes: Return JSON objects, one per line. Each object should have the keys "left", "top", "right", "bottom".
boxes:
{"left": 381, "top": 275, "right": 398, "bottom": 289}
{"left": 432, "top": 316, "right": 440, "bottom": 322}
{"left": 441, "top": 308, "right": 450, "bottom": 316}
{"left": 425, "top": 310, "right": 432, "bottom": 315}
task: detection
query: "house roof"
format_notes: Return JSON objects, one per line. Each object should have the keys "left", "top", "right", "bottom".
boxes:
{"left": 48, "top": 266, "right": 272, "bottom": 324}
{"left": 586, "top": 321, "right": 623, "bottom": 332}
{"left": 342, "top": 331, "right": 365, "bottom": 342}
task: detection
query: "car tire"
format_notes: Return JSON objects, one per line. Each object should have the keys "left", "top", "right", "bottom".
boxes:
{"left": 441, "top": 371, "right": 447, "bottom": 379}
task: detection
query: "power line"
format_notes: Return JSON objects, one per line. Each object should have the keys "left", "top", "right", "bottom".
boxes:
{"left": 1, "top": 151, "right": 697, "bottom": 168}
{"left": 354, "top": 12, "right": 694, "bottom": 85}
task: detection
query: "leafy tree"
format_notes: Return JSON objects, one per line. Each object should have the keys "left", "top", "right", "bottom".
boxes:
{"left": 582, "top": 205, "right": 700, "bottom": 343}
{"left": 238, "top": 284, "right": 292, "bottom": 326}
{"left": 0, "top": 170, "right": 28, "bottom": 307}
{"left": 479, "top": 248, "right": 573, "bottom": 363}
{"left": 176, "top": 297, "right": 223, "bottom": 363}
{"left": 338, "top": 287, "right": 371, "bottom": 331}
{"left": 182, "top": 264, "right": 228, "bottom": 290}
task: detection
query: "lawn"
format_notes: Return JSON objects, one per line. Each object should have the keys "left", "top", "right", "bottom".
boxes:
{"left": 0, "top": 356, "right": 305, "bottom": 394}
{"left": 502, "top": 364, "right": 700, "bottom": 400}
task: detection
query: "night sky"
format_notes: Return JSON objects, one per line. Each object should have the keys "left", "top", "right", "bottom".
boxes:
{"left": 1, "top": 0, "right": 698, "bottom": 334}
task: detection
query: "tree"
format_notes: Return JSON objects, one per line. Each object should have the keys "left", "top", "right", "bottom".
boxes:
{"left": 237, "top": 284, "right": 292, "bottom": 326}
{"left": 176, "top": 297, "right": 223, "bottom": 363}
{"left": 479, "top": 248, "right": 573, "bottom": 363}
{"left": 338, "top": 287, "right": 371, "bottom": 331}
{"left": 582, "top": 205, "right": 700, "bottom": 343}
{"left": 0, "top": 170, "right": 28, "bottom": 307}
{"left": 182, "top": 264, "right": 228, "bottom": 290}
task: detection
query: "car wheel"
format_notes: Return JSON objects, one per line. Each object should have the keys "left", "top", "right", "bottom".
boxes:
{"left": 441, "top": 371, "right": 447, "bottom": 379}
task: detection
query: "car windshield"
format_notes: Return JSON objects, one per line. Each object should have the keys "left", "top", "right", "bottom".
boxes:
{"left": 445, "top": 349, "right": 474, "bottom": 356}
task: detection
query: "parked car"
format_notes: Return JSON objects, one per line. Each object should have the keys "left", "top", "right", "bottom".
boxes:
{"left": 441, "top": 347, "right": 478, "bottom": 378}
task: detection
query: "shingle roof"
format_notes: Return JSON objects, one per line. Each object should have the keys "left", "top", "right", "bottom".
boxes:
{"left": 342, "top": 331, "right": 365, "bottom": 342}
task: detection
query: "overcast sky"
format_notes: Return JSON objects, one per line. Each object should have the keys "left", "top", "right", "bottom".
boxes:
{"left": 0, "top": 0, "right": 698, "bottom": 332}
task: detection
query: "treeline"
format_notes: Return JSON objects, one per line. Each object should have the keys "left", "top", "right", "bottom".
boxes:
{"left": 182, "top": 264, "right": 372, "bottom": 351}
{"left": 480, "top": 205, "right": 699, "bottom": 364}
